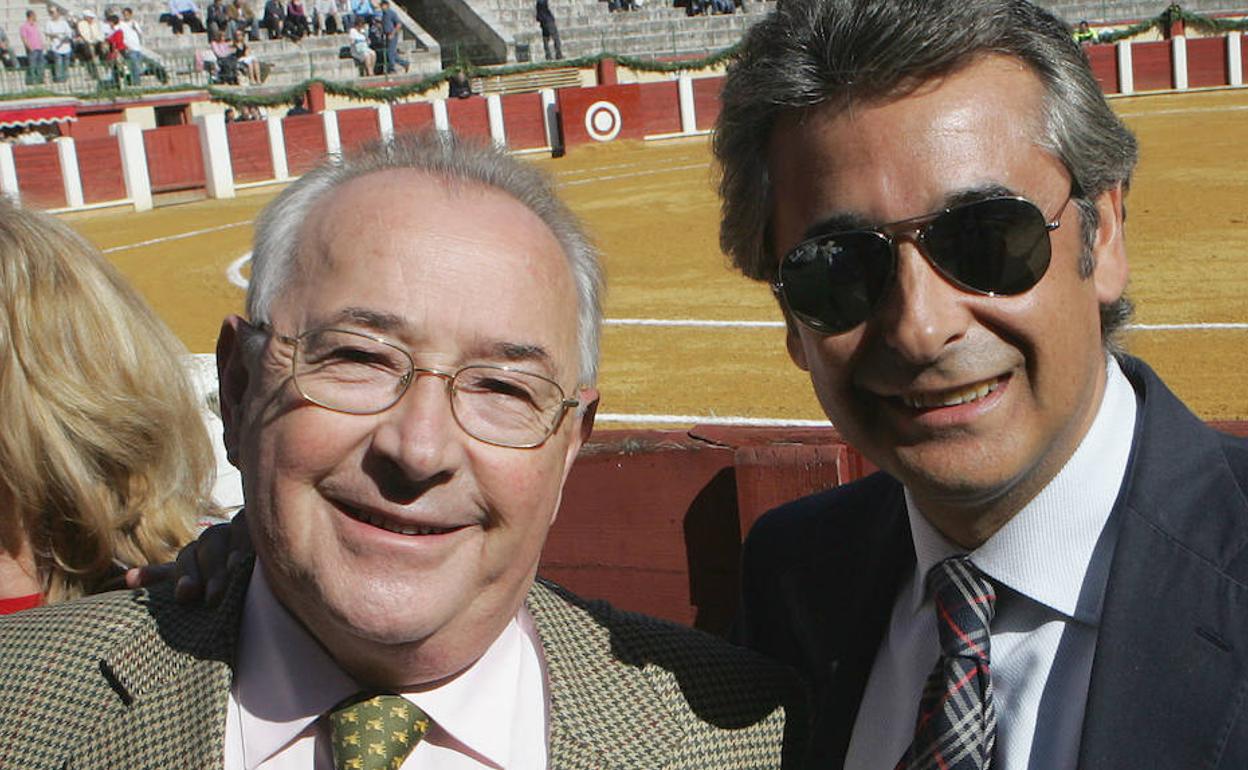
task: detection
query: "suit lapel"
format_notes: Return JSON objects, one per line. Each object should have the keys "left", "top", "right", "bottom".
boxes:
{"left": 1080, "top": 359, "right": 1248, "bottom": 769}
{"left": 789, "top": 476, "right": 913, "bottom": 766}
{"left": 527, "top": 581, "right": 683, "bottom": 770}
{"left": 69, "top": 562, "right": 252, "bottom": 770}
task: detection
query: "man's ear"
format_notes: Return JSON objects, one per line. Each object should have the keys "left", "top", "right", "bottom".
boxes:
{"left": 1089, "top": 184, "right": 1129, "bottom": 305}
{"left": 216, "top": 315, "right": 251, "bottom": 468}
{"left": 552, "top": 389, "right": 598, "bottom": 526}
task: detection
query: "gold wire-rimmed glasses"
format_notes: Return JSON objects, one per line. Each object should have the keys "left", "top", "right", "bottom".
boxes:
{"left": 260, "top": 325, "right": 580, "bottom": 449}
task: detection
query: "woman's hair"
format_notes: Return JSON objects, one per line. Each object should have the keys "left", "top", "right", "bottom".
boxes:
{"left": 0, "top": 199, "right": 216, "bottom": 602}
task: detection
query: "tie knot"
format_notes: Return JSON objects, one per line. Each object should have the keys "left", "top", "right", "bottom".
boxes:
{"left": 328, "top": 692, "right": 430, "bottom": 770}
{"left": 928, "top": 556, "right": 996, "bottom": 661}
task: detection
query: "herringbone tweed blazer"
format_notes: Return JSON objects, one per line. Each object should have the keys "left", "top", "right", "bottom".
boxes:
{"left": 0, "top": 565, "right": 806, "bottom": 769}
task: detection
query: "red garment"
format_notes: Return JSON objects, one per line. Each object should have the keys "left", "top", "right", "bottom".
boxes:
{"left": 106, "top": 27, "right": 125, "bottom": 58}
{"left": 0, "top": 593, "right": 42, "bottom": 614}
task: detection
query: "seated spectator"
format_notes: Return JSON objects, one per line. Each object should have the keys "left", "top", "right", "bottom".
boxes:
{"left": 205, "top": 0, "right": 232, "bottom": 38}
{"left": 0, "top": 26, "right": 17, "bottom": 69}
{"left": 710, "top": 0, "right": 734, "bottom": 13}
{"left": 230, "top": 28, "right": 261, "bottom": 81}
{"left": 0, "top": 198, "right": 217, "bottom": 613}
{"left": 311, "top": 0, "right": 337, "bottom": 34}
{"left": 350, "top": 0, "right": 374, "bottom": 24}
{"left": 284, "top": 0, "right": 308, "bottom": 40}
{"left": 74, "top": 10, "right": 108, "bottom": 80}
{"left": 163, "top": 0, "right": 206, "bottom": 34}
{"left": 447, "top": 68, "right": 471, "bottom": 98}
{"left": 201, "top": 28, "right": 236, "bottom": 82}
{"left": 223, "top": 106, "right": 236, "bottom": 121}
{"left": 228, "top": 0, "right": 260, "bottom": 40}
{"left": 1074, "top": 19, "right": 1097, "bottom": 44}
{"left": 262, "top": 0, "right": 284, "bottom": 38}
{"left": 348, "top": 15, "right": 374, "bottom": 74}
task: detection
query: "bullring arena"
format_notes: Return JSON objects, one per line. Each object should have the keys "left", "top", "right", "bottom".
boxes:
{"left": 8, "top": 34, "right": 1248, "bottom": 628}
{"left": 58, "top": 86, "right": 1248, "bottom": 427}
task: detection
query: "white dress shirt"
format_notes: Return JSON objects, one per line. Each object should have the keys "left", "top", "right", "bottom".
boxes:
{"left": 223, "top": 565, "right": 550, "bottom": 769}
{"left": 845, "top": 357, "right": 1138, "bottom": 769}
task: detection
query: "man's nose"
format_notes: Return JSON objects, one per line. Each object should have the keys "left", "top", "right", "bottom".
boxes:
{"left": 369, "top": 372, "right": 463, "bottom": 483}
{"left": 872, "top": 240, "right": 972, "bottom": 364}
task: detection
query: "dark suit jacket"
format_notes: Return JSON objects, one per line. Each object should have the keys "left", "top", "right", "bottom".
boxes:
{"left": 738, "top": 355, "right": 1248, "bottom": 768}
{"left": 0, "top": 568, "right": 807, "bottom": 769}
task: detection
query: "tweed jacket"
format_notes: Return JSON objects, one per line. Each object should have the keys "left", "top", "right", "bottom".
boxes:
{"left": 737, "top": 355, "right": 1248, "bottom": 768}
{"left": 0, "top": 568, "right": 806, "bottom": 769}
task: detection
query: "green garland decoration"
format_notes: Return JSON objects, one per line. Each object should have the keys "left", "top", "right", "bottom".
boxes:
{"left": 1096, "top": 4, "right": 1248, "bottom": 43}
{"left": 204, "top": 43, "right": 742, "bottom": 109}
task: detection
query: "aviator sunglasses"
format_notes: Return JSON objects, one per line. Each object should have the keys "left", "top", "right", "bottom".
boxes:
{"left": 774, "top": 195, "right": 1067, "bottom": 334}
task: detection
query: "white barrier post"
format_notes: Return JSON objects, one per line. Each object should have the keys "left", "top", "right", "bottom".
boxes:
{"left": 677, "top": 74, "right": 696, "bottom": 134}
{"left": 1230, "top": 33, "right": 1244, "bottom": 87}
{"left": 322, "top": 109, "right": 342, "bottom": 158}
{"left": 432, "top": 99, "right": 449, "bottom": 132}
{"left": 0, "top": 142, "right": 18, "bottom": 202}
{"left": 110, "top": 122, "right": 152, "bottom": 211}
{"left": 486, "top": 93, "right": 506, "bottom": 149}
{"left": 267, "top": 115, "right": 289, "bottom": 181}
{"left": 377, "top": 103, "right": 395, "bottom": 142}
{"left": 196, "top": 112, "right": 236, "bottom": 199}
{"left": 54, "top": 137, "right": 84, "bottom": 208}
{"left": 1117, "top": 40, "right": 1135, "bottom": 95}
{"left": 540, "top": 88, "right": 559, "bottom": 152}
{"left": 1172, "top": 35, "right": 1189, "bottom": 90}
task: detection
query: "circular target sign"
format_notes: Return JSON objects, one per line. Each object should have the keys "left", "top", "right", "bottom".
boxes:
{"left": 584, "top": 100, "right": 623, "bottom": 142}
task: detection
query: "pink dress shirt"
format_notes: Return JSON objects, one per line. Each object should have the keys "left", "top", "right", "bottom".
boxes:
{"left": 223, "top": 564, "right": 550, "bottom": 769}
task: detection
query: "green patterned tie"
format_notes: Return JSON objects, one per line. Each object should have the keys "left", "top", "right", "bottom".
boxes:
{"left": 328, "top": 692, "right": 430, "bottom": 770}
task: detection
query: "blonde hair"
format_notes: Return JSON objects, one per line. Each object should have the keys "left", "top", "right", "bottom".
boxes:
{"left": 0, "top": 199, "right": 215, "bottom": 602}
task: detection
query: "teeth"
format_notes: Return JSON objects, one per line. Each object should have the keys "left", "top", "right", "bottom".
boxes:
{"left": 904, "top": 379, "right": 1000, "bottom": 409}
{"left": 348, "top": 507, "right": 451, "bottom": 536}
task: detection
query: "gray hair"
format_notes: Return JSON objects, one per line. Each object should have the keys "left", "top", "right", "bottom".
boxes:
{"left": 247, "top": 131, "right": 604, "bottom": 384}
{"left": 715, "top": 0, "right": 1138, "bottom": 348}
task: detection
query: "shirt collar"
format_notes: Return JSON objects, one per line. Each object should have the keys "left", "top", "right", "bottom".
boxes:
{"left": 906, "top": 356, "right": 1137, "bottom": 623}
{"left": 234, "top": 564, "right": 534, "bottom": 769}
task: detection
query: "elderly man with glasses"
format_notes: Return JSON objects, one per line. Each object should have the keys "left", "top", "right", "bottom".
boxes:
{"left": 0, "top": 133, "right": 805, "bottom": 769}
{"left": 719, "top": 0, "right": 1248, "bottom": 768}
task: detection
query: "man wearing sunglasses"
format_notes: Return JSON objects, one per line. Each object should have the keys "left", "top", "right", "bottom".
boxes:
{"left": 0, "top": 133, "right": 804, "bottom": 768}
{"left": 718, "top": 0, "right": 1248, "bottom": 768}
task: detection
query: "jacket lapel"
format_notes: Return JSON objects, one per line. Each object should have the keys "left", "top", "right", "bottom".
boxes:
{"left": 527, "top": 581, "right": 683, "bottom": 770}
{"left": 69, "top": 562, "right": 252, "bottom": 770}
{"left": 1080, "top": 359, "right": 1248, "bottom": 769}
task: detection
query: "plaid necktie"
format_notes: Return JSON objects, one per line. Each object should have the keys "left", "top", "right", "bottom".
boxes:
{"left": 896, "top": 556, "right": 998, "bottom": 770}
{"left": 328, "top": 692, "right": 430, "bottom": 770}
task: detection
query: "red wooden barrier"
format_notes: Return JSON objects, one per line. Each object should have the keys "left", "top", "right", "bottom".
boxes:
{"left": 336, "top": 106, "right": 381, "bottom": 153}
{"left": 446, "top": 97, "right": 490, "bottom": 139}
{"left": 391, "top": 101, "right": 435, "bottom": 134}
{"left": 143, "top": 124, "right": 205, "bottom": 193}
{"left": 75, "top": 136, "right": 126, "bottom": 203}
{"left": 692, "top": 76, "right": 723, "bottom": 132}
{"left": 12, "top": 143, "right": 65, "bottom": 209}
{"left": 283, "top": 113, "right": 327, "bottom": 176}
{"left": 1132, "top": 40, "right": 1174, "bottom": 91}
{"left": 1187, "top": 36, "right": 1228, "bottom": 88}
{"left": 1086, "top": 44, "right": 1120, "bottom": 94}
{"left": 637, "top": 80, "right": 680, "bottom": 137}
{"left": 500, "top": 92, "right": 547, "bottom": 150}
{"left": 559, "top": 83, "right": 646, "bottom": 146}
{"left": 227, "top": 120, "right": 274, "bottom": 183}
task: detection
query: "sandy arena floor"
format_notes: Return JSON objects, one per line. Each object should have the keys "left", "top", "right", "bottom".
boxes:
{"left": 62, "top": 86, "right": 1248, "bottom": 427}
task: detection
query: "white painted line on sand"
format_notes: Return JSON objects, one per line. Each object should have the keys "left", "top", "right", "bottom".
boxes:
{"left": 1129, "top": 322, "right": 1248, "bottom": 331}
{"left": 595, "top": 412, "right": 830, "bottom": 427}
{"left": 558, "top": 163, "right": 708, "bottom": 187}
{"left": 605, "top": 318, "right": 785, "bottom": 328}
{"left": 102, "top": 220, "right": 253, "bottom": 254}
{"left": 227, "top": 252, "right": 251, "bottom": 289}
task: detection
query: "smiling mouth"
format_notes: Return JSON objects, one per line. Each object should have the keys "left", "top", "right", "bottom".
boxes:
{"left": 339, "top": 503, "right": 462, "bottom": 536}
{"left": 900, "top": 376, "right": 1005, "bottom": 410}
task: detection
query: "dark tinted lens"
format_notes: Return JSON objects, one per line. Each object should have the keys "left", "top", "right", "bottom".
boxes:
{"left": 922, "top": 197, "right": 1052, "bottom": 295}
{"left": 779, "top": 232, "right": 894, "bottom": 333}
